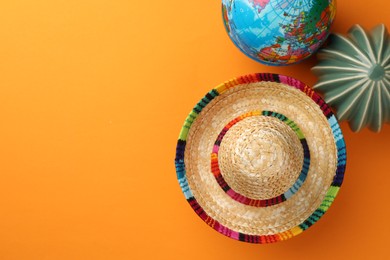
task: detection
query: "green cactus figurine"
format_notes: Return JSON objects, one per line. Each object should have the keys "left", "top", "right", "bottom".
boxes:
{"left": 312, "top": 24, "right": 390, "bottom": 132}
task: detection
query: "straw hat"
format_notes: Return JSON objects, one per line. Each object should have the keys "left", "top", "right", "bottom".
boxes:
{"left": 175, "top": 73, "right": 346, "bottom": 243}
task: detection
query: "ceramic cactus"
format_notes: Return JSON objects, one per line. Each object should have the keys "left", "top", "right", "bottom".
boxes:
{"left": 312, "top": 24, "right": 390, "bottom": 132}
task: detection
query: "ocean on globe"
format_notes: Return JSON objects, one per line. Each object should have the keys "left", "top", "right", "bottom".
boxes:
{"left": 222, "top": 0, "right": 336, "bottom": 66}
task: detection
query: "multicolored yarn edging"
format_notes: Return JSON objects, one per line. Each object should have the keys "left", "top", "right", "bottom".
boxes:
{"left": 174, "top": 73, "right": 347, "bottom": 243}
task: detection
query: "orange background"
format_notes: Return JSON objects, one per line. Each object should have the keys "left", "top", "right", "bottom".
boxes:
{"left": 0, "top": 0, "right": 389, "bottom": 259}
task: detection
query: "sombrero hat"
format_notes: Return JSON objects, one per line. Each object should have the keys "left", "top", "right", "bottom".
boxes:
{"left": 175, "top": 73, "right": 346, "bottom": 243}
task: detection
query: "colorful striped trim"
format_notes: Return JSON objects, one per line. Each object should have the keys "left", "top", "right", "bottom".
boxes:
{"left": 210, "top": 110, "right": 310, "bottom": 207}
{"left": 175, "top": 73, "right": 347, "bottom": 243}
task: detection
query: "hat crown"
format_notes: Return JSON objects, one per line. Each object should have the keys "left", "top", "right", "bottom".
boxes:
{"left": 218, "top": 116, "right": 303, "bottom": 200}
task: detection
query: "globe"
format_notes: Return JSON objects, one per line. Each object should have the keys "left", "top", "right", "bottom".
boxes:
{"left": 222, "top": 0, "right": 336, "bottom": 66}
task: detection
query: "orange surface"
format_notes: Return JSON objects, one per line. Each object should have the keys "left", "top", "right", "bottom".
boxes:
{"left": 0, "top": 0, "right": 389, "bottom": 259}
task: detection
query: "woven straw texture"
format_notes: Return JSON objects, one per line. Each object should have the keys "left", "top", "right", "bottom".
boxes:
{"left": 175, "top": 73, "right": 346, "bottom": 243}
